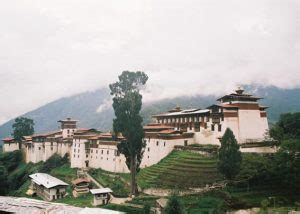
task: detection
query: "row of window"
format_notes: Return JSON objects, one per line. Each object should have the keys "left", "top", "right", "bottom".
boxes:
{"left": 73, "top": 154, "right": 116, "bottom": 161}
{"left": 211, "top": 124, "right": 222, "bottom": 132}
{"left": 176, "top": 123, "right": 222, "bottom": 132}
{"left": 158, "top": 116, "right": 210, "bottom": 124}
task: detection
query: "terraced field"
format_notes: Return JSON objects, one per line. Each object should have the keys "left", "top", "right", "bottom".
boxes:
{"left": 137, "top": 150, "right": 222, "bottom": 189}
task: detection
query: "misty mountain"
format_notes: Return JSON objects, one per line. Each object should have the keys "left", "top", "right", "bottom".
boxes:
{"left": 0, "top": 86, "right": 299, "bottom": 140}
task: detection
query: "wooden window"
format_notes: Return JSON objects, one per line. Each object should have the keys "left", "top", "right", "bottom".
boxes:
{"left": 211, "top": 124, "right": 215, "bottom": 131}
{"left": 164, "top": 142, "right": 166, "bottom": 147}
{"left": 156, "top": 141, "right": 159, "bottom": 146}
{"left": 148, "top": 147, "right": 150, "bottom": 152}
{"left": 101, "top": 150, "right": 103, "bottom": 154}
{"left": 218, "top": 124, "right": 222, "bottom": 132}
{"left": 107, "top": 150, "right": 109, "bottom": 154}
{"left": 204, "top": 123, "right": 207, "bottom": 129}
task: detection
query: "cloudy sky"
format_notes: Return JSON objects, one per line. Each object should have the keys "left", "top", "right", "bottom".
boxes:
{"left": 0, "top": 0, "right": 299, "bottom": 124}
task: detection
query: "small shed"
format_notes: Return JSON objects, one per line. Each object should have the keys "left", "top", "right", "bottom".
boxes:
{"left": 72, "top": 178, "right": 90, "bottom": 197}
{"left": 29, "top": 173, "right": 68, "bottom": 201}
{"left": 90, "top": 188, "right": 113, "bottom": 206}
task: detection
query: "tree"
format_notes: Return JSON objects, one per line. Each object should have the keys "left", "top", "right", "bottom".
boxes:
{"left": 12, "top": 117, "right": 34, "bottom": 148}
{"left": 270, "top": 112, "right": 300, "bottom": 141}
{"left": 164, "top": 194, "right": 184, "bottom": 214}
{"left": 218, "top": 128, "right": 242, "bottom": 180}
{"left": 109, "top": 71, "right": 148, "bottom": 196}
{"left": 273, "top": 138, "right": 300, "bottom": 189}
{"left": 0, "top": 165, "right": 8, "bottom": 195}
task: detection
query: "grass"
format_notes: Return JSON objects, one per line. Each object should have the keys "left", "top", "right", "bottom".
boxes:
{"left": 130, "top": 195, "right": 160, "bottom": 207}
{"left": 56, "top": 187, "right": 94, "bottom": 207}
{"left": 50, "top": 163, "right": 77, "bottom": 183}
{"left": 89, "top": 168, "right": 130, "bottom": 197}
{"left": 137, "top": 150, "right": 222, "bottom": 189}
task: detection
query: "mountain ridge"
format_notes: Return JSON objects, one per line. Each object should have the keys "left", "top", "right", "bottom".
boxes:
{"left": 0, "top": 86, "right": 299, "bottom": 139}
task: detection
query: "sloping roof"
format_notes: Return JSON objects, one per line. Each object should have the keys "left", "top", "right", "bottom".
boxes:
{"left": 90, "top": 188, "right": 113, "bottom": 194}
{"left": 72, "top": 178, "right": 90, "bottom": 185}
{"left": 29, "top": 173, "right": 68, "bottom": 189}
{"left": 22, "top": 136, "right": 32, "bottom": 141}
{"left": 2, "top": 137, "right": 14, "bottom": 142}
{"left": 153, "top": 109, "right": 209, "bottom": 117}
{"left": 32, "top": 130, "right": 62, "bottom": 138}
{"left": 58, "top": 118, "right": 79, "bottom": 122}
{"left": 0, "top": 196, "right": 124, "bottom": 214}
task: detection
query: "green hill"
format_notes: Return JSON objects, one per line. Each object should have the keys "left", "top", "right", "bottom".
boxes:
{"left": 138, "top": 150, "right": 222, "bottom": 189}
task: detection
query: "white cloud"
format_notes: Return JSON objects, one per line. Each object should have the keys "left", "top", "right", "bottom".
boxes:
{"left": 96, "top": 99, "right": 112, "bottom": 113}
{"left": 0, "top": 0, "right": 299, "bottom": 124}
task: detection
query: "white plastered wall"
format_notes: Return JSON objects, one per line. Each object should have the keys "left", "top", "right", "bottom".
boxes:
{"left": 238, "top": 110, "right": 269, "bottom": 143}
{"left": 140, "top": 137, "right": 194, "bottom": 168}
{"left": 3, "top": 142, "right": 19, "bottom": 153}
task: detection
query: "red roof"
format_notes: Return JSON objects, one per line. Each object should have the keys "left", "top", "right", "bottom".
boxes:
{"left": 2, "top": 137, "right": 14, "bottom": 142}
{"left": 72, "top": 178, "right": 90, "bottom": 185}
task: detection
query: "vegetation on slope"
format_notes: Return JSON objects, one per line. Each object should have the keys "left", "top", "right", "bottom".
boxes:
{"left": 89, "top": 168, "right": 130, "bottom": 197}
{"left": 137, "top": 150, "right": 222, "bottom": 189}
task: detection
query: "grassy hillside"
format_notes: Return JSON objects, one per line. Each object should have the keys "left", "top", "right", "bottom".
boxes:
{"left": 138, "top": 150, "right": 222, "bottom": 189}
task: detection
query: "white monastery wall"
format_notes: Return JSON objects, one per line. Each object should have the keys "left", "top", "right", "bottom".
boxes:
{"left": 140, "top": 137, "right": 193, "bottom": 168}
{"left": 71, "top": 139, "right": 88, "bottom": 168}
{"left": 3, "top": 142, "right": 19, "bottom": 153}
{"left": 238, "top": 110, "right": 268, "bottom": 143}
{"left": 89, "top": 145, "right": 129, "bottom": 173}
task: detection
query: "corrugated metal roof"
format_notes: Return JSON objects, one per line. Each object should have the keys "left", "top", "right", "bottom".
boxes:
{"left": 29, "top": 173, "right": 68, "bottom": 189}
{"left": 90, "top": 188, "right": 113, "bottom": 194}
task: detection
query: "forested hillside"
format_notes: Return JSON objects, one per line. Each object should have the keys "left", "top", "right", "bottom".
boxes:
{"left": 0, "top": 86, "right": 299, "bottom": 139}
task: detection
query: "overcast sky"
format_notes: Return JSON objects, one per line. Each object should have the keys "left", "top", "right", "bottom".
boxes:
{"left": 0, "top": 0, "right": 299, "bottom": 124}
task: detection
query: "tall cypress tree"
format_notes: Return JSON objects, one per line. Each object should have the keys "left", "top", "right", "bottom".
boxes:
{"left": 12, "top": 117, "right": 34, "bottom": 149}
{"left": 109, "top": 71, "right": 148, "bottom": 196}
{"left": 218, "top": 128, "right": 242, "bottom": 180}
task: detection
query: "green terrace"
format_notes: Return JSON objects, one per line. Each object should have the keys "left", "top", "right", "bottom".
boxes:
{"left": 137, "top": 150, "right": 223, "bottom": 189}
